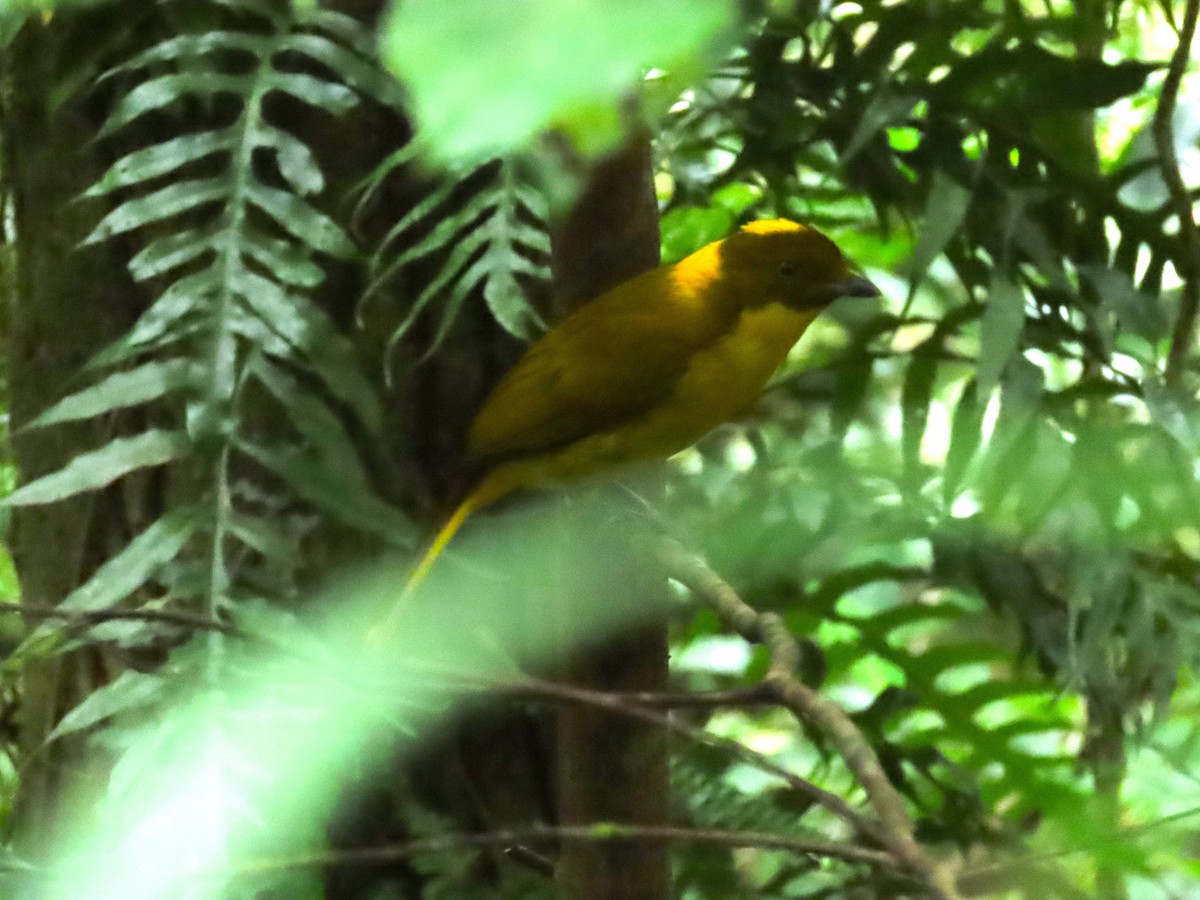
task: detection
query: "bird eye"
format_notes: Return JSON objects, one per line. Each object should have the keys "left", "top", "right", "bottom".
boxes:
{"left": 778, "top": 262, "right": 797, "bottom": 278}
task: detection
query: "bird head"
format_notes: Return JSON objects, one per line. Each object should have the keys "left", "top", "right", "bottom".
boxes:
{"left": 717, "top": 219, "right": 879, "bottom": 310}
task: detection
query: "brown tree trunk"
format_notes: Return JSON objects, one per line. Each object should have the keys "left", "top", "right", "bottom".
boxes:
{"left": 551, "top": 138, "right": 672, "bottom": 900}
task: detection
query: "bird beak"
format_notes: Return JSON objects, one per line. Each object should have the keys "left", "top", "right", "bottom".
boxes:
{"left": 834, "top": 275, "right": 880, "bottom": 298}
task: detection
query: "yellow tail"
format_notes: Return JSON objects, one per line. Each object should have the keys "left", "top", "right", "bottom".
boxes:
{"left": 403, "top": 465, "right": 522, "bottom": 596}
{"left": 370, "top": 466, "right": 521, "bottom": 643}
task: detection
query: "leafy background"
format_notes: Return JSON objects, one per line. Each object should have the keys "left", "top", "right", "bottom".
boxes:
{"left": 0, "top": 0, "right": 1198, "bottom": 897}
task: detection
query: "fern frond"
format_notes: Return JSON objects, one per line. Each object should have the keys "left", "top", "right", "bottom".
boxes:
{"left": 479, "top": 158, "right": 551, "bottom": 337}
{"left": 367, "top": 155, "right": 550, "bottom": 372}
{"left": 236, "top": 438, "right": 412, "bottom": 542}
{"left": 248, "top": 354, "right": 371, "bottom": 489}
{"left": 20, "top": 0, "right": 406, "bottom": 656}
{"left": 5, "top": 431, "right": 189, "bottom": 507}
{"left": 57, "top": 505, "right": 209, "bottom": 614}
{"left": 83, "top": 178, "right": 229, "bottom": 245}
{"left": 828, "top": 594, "right": 1075, "bottom": 812}
{"left": 85, "top": 130, "right": 234, "bottom": 197}
{"left": 27, "top": 360, "right": 201, "bottom": 428}
{"left": 128, "top": 225, "right": 221, "bottom": 282}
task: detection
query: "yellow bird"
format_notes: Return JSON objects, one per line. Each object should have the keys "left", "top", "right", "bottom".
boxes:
{"left": 406, "top": 219, "right": 878, "bottom": 592}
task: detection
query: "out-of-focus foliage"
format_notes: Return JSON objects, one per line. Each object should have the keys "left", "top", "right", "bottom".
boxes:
{"left": 380, "top": 0, "right": 737, "bottom": 162}
{"left": 653, "top": 0, "right": 1200, "bottom": 894}
{"left": 6, "top": 507, "right": 672, "bottom": 900}
{"left": 1, "top": 0, "right": 1198, "bottom": 897}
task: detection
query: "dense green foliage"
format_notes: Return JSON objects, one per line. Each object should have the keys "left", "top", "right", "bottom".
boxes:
{"left": 1, "top": 0, "right": 1198, "bottom": 897}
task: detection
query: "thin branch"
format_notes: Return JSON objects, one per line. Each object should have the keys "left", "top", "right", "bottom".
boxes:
{"left": 611, "top": 685, "right": 776, "bottom": 708}
{"left": 225, "top": 822, "right": 896, "bottom": 878}
{"left": 0, "top": 602, "right": 237, "bottom": 634}
{"left": 501, "top": 843, "right": 555, "bottom": 876}
{"left": 653, "top": 536, "right": 962, "bottom": 900}
{"left": 1157, "top": 0, "right": 1200, "bottom": 383}
{"left": 430, "top": 667, "right": 885, "bottom": 847}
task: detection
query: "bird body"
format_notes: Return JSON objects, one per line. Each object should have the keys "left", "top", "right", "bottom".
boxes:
{"left": 404, "top": 219, "right": 878, "bottom": 592}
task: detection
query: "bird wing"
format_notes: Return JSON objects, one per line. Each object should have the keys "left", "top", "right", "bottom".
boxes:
{"left": 468, "top": 270, "right": 725, "bottom": 460}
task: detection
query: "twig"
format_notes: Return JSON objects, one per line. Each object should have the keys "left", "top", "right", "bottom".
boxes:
{"left": 428, "top": 666, "right": 885, "bottom": 847}
{"left": 367, "top": 658, "right": 891, "bottom": 850}
{"left": 502, "top": 843, "right": 555, "bottom": 876}
{"left": 0, "top": 602, "right": 237, "bottom": 634}
{"left": 224, "top": 822, "right": 895, "bottom": 878}
{"left": 611, "top": 685, "right": 775, "bottom": 708}
{"left": 1157, "top": 0, "right": 1200, "bottom": 383}
{"left": 653, "top": 536, "right": 962, "bottom": 900}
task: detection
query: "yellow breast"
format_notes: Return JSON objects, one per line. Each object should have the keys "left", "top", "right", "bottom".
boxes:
{"left": 669, "top": 302, "right": 815, "bottom": 428}
{"left": 524, "top": 302, "right": 815, "bottom": 481}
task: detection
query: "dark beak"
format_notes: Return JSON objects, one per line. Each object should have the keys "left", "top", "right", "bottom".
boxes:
{"left": 834, "top": 275, "right": 880, "bottom": 298}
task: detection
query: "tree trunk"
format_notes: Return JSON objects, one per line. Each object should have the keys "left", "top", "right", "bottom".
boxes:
{"left": 551, "top": 138, "right": 672, "bottom": 900}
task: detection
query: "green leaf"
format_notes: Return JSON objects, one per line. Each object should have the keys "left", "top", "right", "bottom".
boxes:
{"left": 512, "top": 180, "right": 549, "bottom": 222}
{"left": 100, "top": 73, "right": 255, "bottom": 137}
{"left": 847, "top": 602, "right": 963, "bottom": 635}
{"left": 60, "top": 505, "right": 206, "bottom": 612}
{"left": 303, "top": 7, "right": 375, "bottom": 52}
{"left": 976, "top": 272, "right": 1026, "bottom": 399}
{"left": 373, "top": 187, "right": 486, "bottom": 277}
{"left": 901, "top": 343, "right": 938, "bottom": 485}
{"left": 905, "top": 642, "right": 1006, "bottom": 681}
{"left": 49, "top": 671, "right": 167, "bottom": 742}
{"left": 950, "top": 679, "right": 1054, "bottom": 714}
{"left": 281, "top": 32, "right": 404, "bottom": 106}
{"left": 4, "top": 431, "right": 189, "bottom": 507}
{"left": 242, "top": 227, "right": 326, "bottom": 288}
{"left": 483, "top": 252, "right": 544, "bottom": 340}
{"left": 128, "top": 227, "right": 218, "bottom": 282}
{"left": 256, "top": 125, "right": 325, "bottom": 197}
{"left": 383, "top": 228, "right": 488, "bottom": 348}
{"left": 101, "top": 32, "right": 270, "bottom": 78}
{"left": 82, "top": 178, "right": 228, "bottom": 245}
{"left": 228, "top": 512, "right": 297, "bottom": 565}
{"left": 1143, "top": 378, "right": 1200, "bottom": 455}
{"left": 660, "top": 205, "right": 734, "bottom": 263}
{"left": 367, "top": 177, "right": 456, "bottom": 271}
{"left": 90, "top": 320, "right": 212, "bottom": 373}
{"left": 246, "top": 182, "right": 357, "bottom": 258}
{"left": 943, "top": 378, "right": 984, "bottom": 505}
{"left": 898, "top": 172, "right": 971, "bottom": 280}
{"left": 228, "top": 305, "right": 295, "bottom": 361}
{"left": 248, "top": 355, "right": 371, "bottom": 489}
{"left": 423, "top": 251, "right": 492, "bottom": 355}
{"left": 238, "top": 440, "right": 413, "bottom": 544}
{"left": 843, "top": 90, "right": 915, "bottom": 162}
{"left": 937, "top": 43, "right": 1158, "bottom": 116}
{"left": 233, "top": 272, "right": 382, "bottom": 431}
{"left": 85, "top": 130, "right": 233, "bottom": 197}
{"left": 27, "top": 360, "right": 201, "bottom": 429}
{"left": 265, "top": 71, "right": 358, "bottom": 116}
{"left": 353, "top": 142, "right": 424, "bottom": 221}
{"left": 974, "top": 360, "right": 1045, "bottom": 509}
{"left": 1079, "top": 263, "right": 1168, "bottom": 343}
{"left": 90, "top": 271, "right": 218, "bottom": 368}
{"left": 382, "top": 0, "right": 736, "bottom": 162}
{"left": 368, "top": 158, "right": 547, "bottom": 345}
